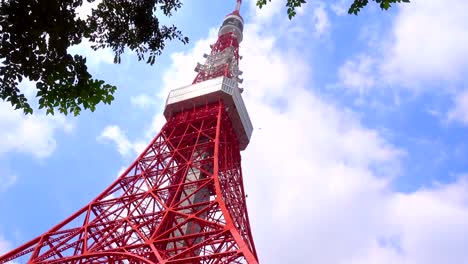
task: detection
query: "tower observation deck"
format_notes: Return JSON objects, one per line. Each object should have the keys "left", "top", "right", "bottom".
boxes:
{"left": 0, "top": 1, "right": 259, "bottom": 264}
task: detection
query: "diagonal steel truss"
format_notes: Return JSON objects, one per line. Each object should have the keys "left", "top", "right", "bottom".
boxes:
{"left": 0, "top": 102, "right": 258, "bottom": 264}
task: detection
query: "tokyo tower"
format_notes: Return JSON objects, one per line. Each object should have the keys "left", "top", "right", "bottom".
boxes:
{"left": 0, "top": 0, "right": 259, "bottom": 263}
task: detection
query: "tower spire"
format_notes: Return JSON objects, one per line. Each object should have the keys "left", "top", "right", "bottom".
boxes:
{"left": 235, "top": 0, "right": 242, "bottom": 12}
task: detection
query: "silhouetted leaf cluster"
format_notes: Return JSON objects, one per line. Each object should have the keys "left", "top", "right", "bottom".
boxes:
{"left": 256, "top": 0, "right": 410, "bottom": 19}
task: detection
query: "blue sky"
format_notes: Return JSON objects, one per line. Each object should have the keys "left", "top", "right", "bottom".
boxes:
{"left": 1, "top": 0, "right": 468, "bottom": 263}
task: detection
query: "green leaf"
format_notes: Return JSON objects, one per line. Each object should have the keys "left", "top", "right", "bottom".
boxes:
{"left": 1, "top": 0, "right": 187, "bottom": 116}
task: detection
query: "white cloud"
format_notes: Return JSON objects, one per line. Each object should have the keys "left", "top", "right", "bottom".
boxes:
{"left": 381, "top": 0, "right": 468, "bottom": 87}
{"left": 95, "top": 3, "right": 468, "bottom": 263}
{"left": 130, "top": 94, "right": 157, "bottom": 109}
{"left": 97, "top": 125, "right": 145, "bottom": 157}
{"left": 349, "top": 177, "right": 468, "bottom": 264}
{"left": 448, "top": 89, "right": 468, "bottom": 124}
{"left": 243, "top": 84, "right": 468, "bottom": 263}
{"left": 0, "top": 102, "right": 73, "bottom": 159}
{"left": 313, "top": 5, "right": 330, "bottom": 37}
{"left": 338, "top": 54, "right": 376, "bottom": 92}
{"left": 330, "top": 0, "right": 350, "bottom": 16}
{"left": 0, "top": 96, "right": 72, "bottom": 194}
{"left": 338, "top": 0, "right": 468, "bottom": 93}
{"left": 235, "top": 27, "right": 401, "bottom": 262}
{"left": 336, "top": 0, "right": 468, "bottom": 131}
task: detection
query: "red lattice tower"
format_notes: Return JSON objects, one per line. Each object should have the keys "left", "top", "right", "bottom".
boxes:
{"left": 0, "top": 1, "right": 258, "bottom": 263}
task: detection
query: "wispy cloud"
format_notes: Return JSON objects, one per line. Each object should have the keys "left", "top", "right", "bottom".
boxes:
{"left": 338, "top": 54, "right": 376, "bottom": 93}
{"left": 130, "top": 94, "right": 157, "bottom": 109}
{"left": 339, "top": 0, "right": 468, "bottom": 91}
{"left": 448, "top": 89, "right": 468, "bottom": 125}
{"left": 313, "top": 5, "right": 330, "bottom": 37}
{"left": 330, "top": 0, "right": 350, "bottom": 16}
{"left": 381, "top": 0, "right": 468, "bottom": 87}
{"left": 97, "top": 125, "right": 145, "bottom": 157}
{"left": 0, "top": 102, "right": 73, "bottom": 159}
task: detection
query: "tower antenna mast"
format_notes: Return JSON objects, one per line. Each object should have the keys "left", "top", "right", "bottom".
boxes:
{"left": 236, "top": 0, "right": 242, "bottom": 11}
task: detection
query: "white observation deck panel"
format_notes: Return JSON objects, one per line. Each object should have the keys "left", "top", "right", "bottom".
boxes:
{"left": 164, "top": 76, "right": 253, "bottom": 150}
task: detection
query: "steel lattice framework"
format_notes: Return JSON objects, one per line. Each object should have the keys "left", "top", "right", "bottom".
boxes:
{"left": 0, "top": 1, "right": 258, "bottom": 263}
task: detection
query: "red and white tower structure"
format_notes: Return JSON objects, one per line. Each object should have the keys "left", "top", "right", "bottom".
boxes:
{"left": 0, "top": 1, "right": 259, "bottom": 263}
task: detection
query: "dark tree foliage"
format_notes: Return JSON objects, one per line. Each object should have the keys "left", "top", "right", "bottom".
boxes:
{"left": 256, "top": 0, "right": 410, "bottom": 19}
{"left": 348, "top": 0, "right": 410, "bottom": 14}
{"left": 0, "top": 0, "right": 188, "bottom": 115}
